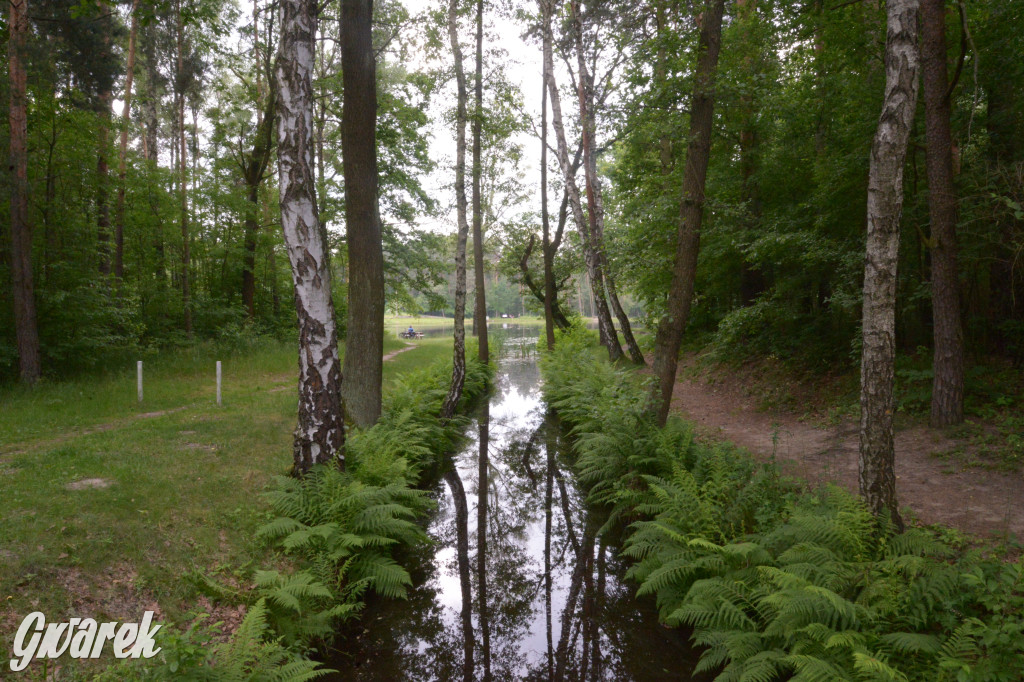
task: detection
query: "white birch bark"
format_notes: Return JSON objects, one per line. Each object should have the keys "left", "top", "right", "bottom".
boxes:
{"left": 859, "top": 0, "right": 921, "bottom": 529}
{"left": 277, "top": 0, "right": 345, "bottom": 474}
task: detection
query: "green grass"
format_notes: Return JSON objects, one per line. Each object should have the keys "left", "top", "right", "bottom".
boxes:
{"left": 384, "top": 313, "right": 548, "bottom": 331}
{"left": 0, "top": 335, "right": 453, "bottom": 642}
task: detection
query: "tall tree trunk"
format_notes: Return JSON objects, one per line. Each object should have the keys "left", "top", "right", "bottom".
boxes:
{"left": 471, "top": 0, "right": 489, "bottom": 364}
{"left": 859, "top": 0, "right": 920, "bottom": 530}
{"left": 922, "top": 0, "right": 964, "bottom": 427}
{"left": 98, "top": 94, "right": 112, "bottom": 277}
{"left": 441, "top": 0, "right": 472, "bottom": 420}
{"left": 142, "top": 23, "right": 160, "bottom": 166}
{"left": 278, "top": 0, "right": 345, "bottom": 474}
{"left": 649, "top": 0, "right": 727, "bottom": 426}
{"left": 540, "top": 0, "right": 622, "bottom": 362}
{"left": 341, "top": 0, "right": 385, "bottom": 427}
{"left": 242, "top": 183, "right": 260, "bottom": 317}
{"left": 737, "top": 0, "right": 765, "bottom": 305}
{"left": 241, "top": 69, "right": 276, "bottom": 320}
{"left": 114, "top": 0, "right": 141, "bottom": 281}
{"left": 541, "top": 77, "right": 556, "bottom": 351}
{"left": 176, "top": 1, "right": 192, "bottom": 336}
{"left": 570, "top": 0, "right": 643, "bottom": 364}
{"left": 8, "top": 0, "right": 41, "bottom": 384}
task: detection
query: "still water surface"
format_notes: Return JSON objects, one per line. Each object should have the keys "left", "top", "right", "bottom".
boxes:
{"left": 326, "top": 325, "right": 700, "bottom": 681}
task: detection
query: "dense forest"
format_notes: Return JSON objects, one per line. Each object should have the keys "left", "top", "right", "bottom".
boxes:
{"left": 3, "top": 0, "right": 1024, "bottom": 678}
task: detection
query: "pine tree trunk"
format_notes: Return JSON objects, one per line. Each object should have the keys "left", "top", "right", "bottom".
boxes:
{"left": 922, "top": 0, "right": 964, "bottom": 427}
{"left": 98, "top": 92, "right": 112, "bottom": 277}
{"left": 441, "top": 0, "right": 472, "bottom": 420}
{"left": 341, "top": 0, "right": 385, "bottom": 427}
{"left": 8, "top": 0, "right": 41, "bottom": 384}
{"left": 859, "top": 0, "right": 920, "bottom": 530}
{"left": 650, "top": 0, "right": 726, "bottom": 426}
{"left": 114, "top": 0, "right": 141, "bottom": 281}
{"left": 277, "top": 0, "right": 345, "bottom": 474}
{"left": 541, "top": 0, "right": 622, "bottom": 362}
{"left": 471, "top": 0, "right": 489, "bottom": 364}
{"left": 176, "top": 1, "right": 192, "bottom": 336}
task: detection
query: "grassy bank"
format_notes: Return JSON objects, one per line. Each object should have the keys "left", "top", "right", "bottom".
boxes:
{"left": 0, "top": 335, "right": 457, "bottom": 674}
{"left": 541, "top": 325, "right": 1024, "bottom": 681}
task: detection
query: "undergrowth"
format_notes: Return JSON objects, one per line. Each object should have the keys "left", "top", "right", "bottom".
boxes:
{"left": 541, "top": 323, "right": 1024, "bottom": 681}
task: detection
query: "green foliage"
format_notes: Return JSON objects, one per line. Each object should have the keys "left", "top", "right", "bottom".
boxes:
{"left": 542, "top": 335, "right": 1024, "bottom": 681}
{"left": 251, "top": 357, "right": 491, "bottom": 646}
{"left": 97, "top": 601, "right": 330, "bottom": 681}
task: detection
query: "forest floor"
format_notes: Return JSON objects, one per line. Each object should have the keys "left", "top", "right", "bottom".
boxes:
{"left": 667, "top": 353, "right": 1024, "bottom": 543}
{"left": 0, "top": 335, "right": 454, "bottom": 657}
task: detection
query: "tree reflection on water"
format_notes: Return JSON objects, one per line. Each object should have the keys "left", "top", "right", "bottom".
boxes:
{"left": 325, "top": 327, "right": 701, "bottom": 681}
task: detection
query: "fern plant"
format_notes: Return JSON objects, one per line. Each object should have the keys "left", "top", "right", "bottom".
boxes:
{"left": 541, "top": 331, "right": 1024, "bottom": 682}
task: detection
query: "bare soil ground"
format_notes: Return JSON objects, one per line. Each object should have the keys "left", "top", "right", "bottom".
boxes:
{"left": 669, "top": 356, "right": 1024, "bottom": 541}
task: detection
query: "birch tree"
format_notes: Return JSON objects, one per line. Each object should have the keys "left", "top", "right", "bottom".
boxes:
{"left": 441, "top": 0, "right": 472, "bottom": 419}
{"left": 277, "top": 0, "right": 345, "bottom": 474}
{"left": 649, "top": 0, "right": 727, "bottom": 426}
{"left": 859, "top": 0, "right": 921, "bottom": 529}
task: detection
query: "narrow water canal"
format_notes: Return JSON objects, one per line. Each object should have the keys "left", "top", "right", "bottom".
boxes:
{"left": 327, "top": 325, "right": 700, "bottom": 681}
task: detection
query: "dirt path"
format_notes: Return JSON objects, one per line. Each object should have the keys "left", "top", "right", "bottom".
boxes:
{"left": 382, "top": 343, "right": 417, "bottom": 362}
{"left": 669, "top": 362, "right": 1024, "bottom": 541}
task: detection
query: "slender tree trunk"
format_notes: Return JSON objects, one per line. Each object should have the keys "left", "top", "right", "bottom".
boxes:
{"left": 242, "top": 183, "right": 260, "bottom": 317}
{"left": 606, "top": 277, "right": 643, "bottom": 363}
{"left": 737, "top": 0, "right": 765, "bottom": 305}
{"left": 859, "top": 0, "right": 920, "bottom": 530}
{"left": 543, "top": 416, "right": 556, "bottom": 679}
{"left": 477, "top": 402, "right": 492, "bottom": 682}
{"left": 241, "top": 73, "right": 276, "bottom": 320}
{"left": 541, "top": 74, "right": 556, "bottom": 350}
{"left": 922, "top": 0, "right": 964, "bottom": 427}
{"left": 98, "top": 93, "right": 112, "bottom": 277}
{"left": 570, "top": 0, "right": 643, "bottom": 364}
{"left": 8, "top": 0, "right": 41, "bottom": 383}
{"left": 649, "top": 0, "right": 727, "bottom": 426}
{"left": 540, "top": 76, "right": 557, "bottom": 348}
{"left": 444, "top": 468, "right": 475, "bottom": 682}
{"left": 114, "top": 0, "right": 141, "bottom": 281}
{"left": 278, "top": 0, "right": 345, "bottom": 474}
{"left": 341, "top": 0, "right": 385, "bottom": 427}
{"left": 540, "top": 0, "right": 622, "bottom": 362}
{"left": 176, "top": 1, "right": 192, "bottom": 336}
{"left": 472, "top": 0, "right": 489, "bottom": 364}
{"left": 441, "top": 0, "right": 472, "bottom": 420}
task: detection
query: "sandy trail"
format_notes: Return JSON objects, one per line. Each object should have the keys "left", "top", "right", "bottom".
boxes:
{"left": 668, "top": 363, "right": 1024, "bottom": 541}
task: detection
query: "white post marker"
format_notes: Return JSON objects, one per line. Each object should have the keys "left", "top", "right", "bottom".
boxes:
{"left": 216, "top": 361, "right": 222, "bottom": 406}
{"left": 137, "top": 361, "right": 143, "bottom": 403}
